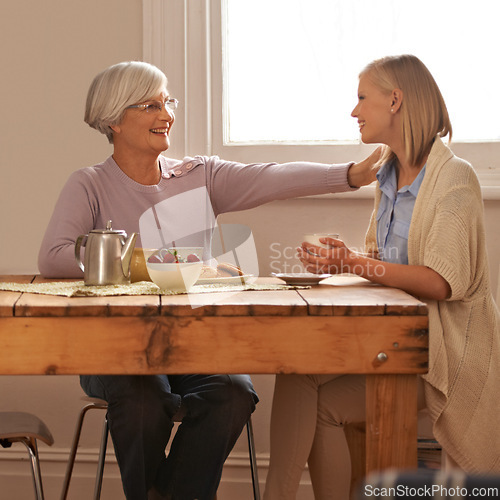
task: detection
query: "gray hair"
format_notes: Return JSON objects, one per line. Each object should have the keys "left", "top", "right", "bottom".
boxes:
{"left": 84, "top": 61, "right": 168, "bottom": 144}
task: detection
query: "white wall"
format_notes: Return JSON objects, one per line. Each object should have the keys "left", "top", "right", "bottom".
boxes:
{"left": 0, "top": 1, "right": 141, "bottom": 498}
{"left": 1, "top": 0, "right": 143, "bottom": 274}
{"left": 1, "top": 1, "right": 500, "bottom": 499}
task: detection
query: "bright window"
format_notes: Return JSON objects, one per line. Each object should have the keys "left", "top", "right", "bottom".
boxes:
{"left": 224, "top": 0, "right": 500, "bottom": 144}
{"left": 143, "top": 0, "right": 500, "bottom": 190}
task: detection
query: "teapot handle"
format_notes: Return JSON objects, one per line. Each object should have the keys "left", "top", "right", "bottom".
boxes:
{"left": 75, "top": 234, "right": 88, "bottom": 272}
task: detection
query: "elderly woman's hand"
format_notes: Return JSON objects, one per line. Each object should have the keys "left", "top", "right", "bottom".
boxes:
{"left": 347, "top": 146, "right": 383, "bottom": 188}
{"left": 297, "top": 237, "right": 354, "bottom": 275}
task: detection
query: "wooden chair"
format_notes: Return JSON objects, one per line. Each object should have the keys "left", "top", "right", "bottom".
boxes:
{"left": 0, "top": 411, "right": 54, "bottom": 500}
{"left": 61, "top": 397, "right": 260, "bottom": 500}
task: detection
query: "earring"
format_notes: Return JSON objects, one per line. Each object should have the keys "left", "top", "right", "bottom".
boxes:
{"left": 391, "top": 108, "right": 394, "bottom": 113}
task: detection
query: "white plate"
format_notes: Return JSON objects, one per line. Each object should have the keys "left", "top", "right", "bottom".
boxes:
{"left": 196, "top": 275, "right": 255, "bottom": 285}
{"left": 271, "top": 272, "right": 332, "bottom": 285}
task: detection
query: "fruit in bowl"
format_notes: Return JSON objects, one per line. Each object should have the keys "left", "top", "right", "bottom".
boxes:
{"left": 146, "top": 247, "right": 204, "bottom": 292}
{"left": 147, "top": 247, "right": 202, "bottom": 264}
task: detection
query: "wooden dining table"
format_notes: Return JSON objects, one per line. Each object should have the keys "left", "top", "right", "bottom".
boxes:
{"left": 0, "top": 274, "right": 428, "bottom": 477}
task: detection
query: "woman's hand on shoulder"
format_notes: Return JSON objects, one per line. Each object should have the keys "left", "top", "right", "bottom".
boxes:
{"left": 347, "top": 146, "right": 383, "bottom": 188}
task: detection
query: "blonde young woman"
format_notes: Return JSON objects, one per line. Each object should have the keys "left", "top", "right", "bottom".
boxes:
{"left": 264, "top": 54, "right": 500, "bottom": 500}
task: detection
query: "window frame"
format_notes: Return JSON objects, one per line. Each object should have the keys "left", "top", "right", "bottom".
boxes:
{"left": 143, "top": 0, "right": 500, "bottom": 199}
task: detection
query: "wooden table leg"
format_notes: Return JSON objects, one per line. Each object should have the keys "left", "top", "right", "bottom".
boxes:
{"left": 365, "top": 374, "right": 418, "bottom": 474}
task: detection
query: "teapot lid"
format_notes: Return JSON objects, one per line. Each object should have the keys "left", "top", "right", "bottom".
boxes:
{"left": 89, "top": 220, "right": 126, "bottom": 235}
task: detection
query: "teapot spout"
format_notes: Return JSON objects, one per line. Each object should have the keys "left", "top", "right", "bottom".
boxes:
{"left": 121, "top": 233, "right": 138, "bottom": 278}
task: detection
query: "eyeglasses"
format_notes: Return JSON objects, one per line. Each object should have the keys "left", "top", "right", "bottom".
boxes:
{"left": 126, "top": 98, "right": 179, "bottom": 114}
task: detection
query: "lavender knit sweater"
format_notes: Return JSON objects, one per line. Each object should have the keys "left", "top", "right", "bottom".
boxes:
{"left": 39, "top": 155, "right": 354, "bottom": 277}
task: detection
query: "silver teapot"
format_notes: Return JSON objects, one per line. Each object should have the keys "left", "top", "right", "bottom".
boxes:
{"left": 75, "top": 221, "right": 138, "bottom": 285}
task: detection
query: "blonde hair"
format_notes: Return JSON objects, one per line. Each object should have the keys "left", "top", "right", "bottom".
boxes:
{"left": 360, "top": 54, "right": 452, "bottom": 167}
{"left": 84, "top": 61, "right": 167, "bottom": 144}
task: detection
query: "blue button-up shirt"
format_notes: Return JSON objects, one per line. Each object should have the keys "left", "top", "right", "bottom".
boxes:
{"left": 376, "top": 160, "right": 426, "bottom": 264}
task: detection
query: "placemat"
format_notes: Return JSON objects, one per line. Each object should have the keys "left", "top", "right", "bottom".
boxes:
{"left": 0, "top": 280, "right": 309, "bottom": 298}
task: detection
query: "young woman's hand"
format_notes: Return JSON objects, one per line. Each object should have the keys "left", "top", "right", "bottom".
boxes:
{"left": 297, "top": 236, "right": 451, "bottom": 300}
{"left": 297, "top": 237, "right": 353, "bottom": 274}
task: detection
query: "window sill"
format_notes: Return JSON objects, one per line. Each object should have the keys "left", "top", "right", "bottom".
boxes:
{"left": 305, "top": 182, "right": 500, "bottom": 201}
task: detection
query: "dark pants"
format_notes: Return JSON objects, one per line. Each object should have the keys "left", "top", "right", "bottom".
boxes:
{"left": 80, "top": 374, "right": 258, "bottom": 500}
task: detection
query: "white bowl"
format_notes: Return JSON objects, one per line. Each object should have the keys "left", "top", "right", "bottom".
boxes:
{"left": 147, "top": 261, "right": 203, "bottom": 292}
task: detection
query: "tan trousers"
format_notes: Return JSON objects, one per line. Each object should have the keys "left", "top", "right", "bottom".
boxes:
{"left": 264, "top": 374, "right": 426, "bottom": 500}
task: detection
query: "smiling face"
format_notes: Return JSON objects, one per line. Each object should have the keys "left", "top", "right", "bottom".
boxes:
{"left": 351, "top": 73, "right": 397, "bottom": 146}
{"left": 111, "top": 88, "right": 175, "bottom": 158}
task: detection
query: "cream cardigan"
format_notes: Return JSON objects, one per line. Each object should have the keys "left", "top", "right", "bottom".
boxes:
{"left": 365, "top": 137, "right": 500, "bottom": 472}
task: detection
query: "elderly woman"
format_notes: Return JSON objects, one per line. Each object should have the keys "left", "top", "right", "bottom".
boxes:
{"left": 38, "top": 61, "right": 378, "bottom": 500}
{"left": 265, "top": 54, "right": 500, "bottom": 500}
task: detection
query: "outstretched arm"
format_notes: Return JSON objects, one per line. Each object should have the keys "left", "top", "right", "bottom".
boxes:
{"left": 347, "top": 147, "right": 383, "bottom": 188}
{"left": 207, "top": 147, "right": 382, "bottom": 215}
